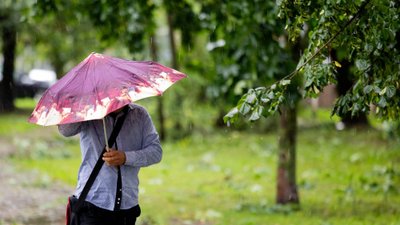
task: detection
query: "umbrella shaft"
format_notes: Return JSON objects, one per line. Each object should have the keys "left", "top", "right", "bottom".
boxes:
{"left": 102, "top": 117, "right": 109, "bottom": 150}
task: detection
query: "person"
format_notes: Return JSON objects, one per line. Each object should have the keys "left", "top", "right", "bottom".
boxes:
{"left": 58, "top": 104, "right": 162, "bottom": 225}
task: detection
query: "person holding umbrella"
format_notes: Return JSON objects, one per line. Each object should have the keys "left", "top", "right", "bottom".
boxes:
{"left": 28, "top": 53, "right": 187, "bottom": 225}
{"left": 58, "top": 103, "right": 161, "bottom": 225}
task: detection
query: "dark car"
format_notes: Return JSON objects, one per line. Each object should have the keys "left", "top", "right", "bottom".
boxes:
{"left": 14, "top": 69, "right": 57, "bottom": 99}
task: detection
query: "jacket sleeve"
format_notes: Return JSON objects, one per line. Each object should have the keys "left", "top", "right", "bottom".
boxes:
{"left": 57, "top": 122, "right": 82, "bottom": 137}
{"left": 124, "top": 110, "right": 162, "bottom": 167}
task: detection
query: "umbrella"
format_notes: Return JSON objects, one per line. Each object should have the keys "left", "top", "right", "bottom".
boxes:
{"left": 28, "top": 52, "right": 186, "bottom": 127}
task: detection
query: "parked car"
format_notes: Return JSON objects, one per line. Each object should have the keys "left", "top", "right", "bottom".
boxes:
{"left": 14, "top": 69, "right": 57, "bottom": 99}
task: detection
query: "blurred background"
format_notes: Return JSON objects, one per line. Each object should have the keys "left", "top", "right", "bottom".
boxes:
{"left": 0, "top": 1, "right": 399, "bottom": 225}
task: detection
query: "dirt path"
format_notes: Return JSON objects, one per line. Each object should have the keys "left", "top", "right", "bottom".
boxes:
{"left": 0, "top": 138, "right": 74, "bottom": 225}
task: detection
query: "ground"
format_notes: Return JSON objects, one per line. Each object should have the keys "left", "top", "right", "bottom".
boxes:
{"left": 0, "top": 138, "right": 73, "bottom": 225}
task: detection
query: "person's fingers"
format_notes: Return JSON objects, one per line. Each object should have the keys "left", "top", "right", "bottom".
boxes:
{"left": 102, "top": 152, "right": 115, "bottom": 162}
{"left": 103, "top": 151, "right": 117, "bottom": 157}
{"left": 102, "top": 156, "right": 110, "bottom": 163}
{"left": 103, "top": 151, "right": 125, "bottom": 166}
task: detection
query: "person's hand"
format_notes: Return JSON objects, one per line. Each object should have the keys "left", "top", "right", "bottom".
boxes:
{"left": 103, "top": 148, "right": 126, "bottom": 166}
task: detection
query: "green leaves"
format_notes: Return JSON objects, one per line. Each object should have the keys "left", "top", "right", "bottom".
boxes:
{"left": 386, "top": 86, "right": 396, "bottom": 98}
{"left": 303, "top": 61, "right": 337, "bottom": 98}
{"left": 363, "top": 85, "right": 373, "bottom": 94}
{"left": 200, "top": 0, "right": 294, "bottom": 110}
{"left": 380, "top": 86, "right": 397, "bottom": 99}
{"left": 224, "top": 81, "right": 291, "bottom": 124}
{"left": 332, "top": 78, "right": 399, "bottom": 119}
{"left": 277, "top": 0, "right": 400, "bottom": 121}
{"left": 355, "top": 59, "right": 370, "bottom": 71}
{"left": 80, "top": 0, "right": 156, "bottom": 54}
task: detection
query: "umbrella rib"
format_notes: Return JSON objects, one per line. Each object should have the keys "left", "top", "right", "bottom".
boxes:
{"left": 45, "top": 58, "right": 92, "bottom": 119}
{"left": 111, "top": 61, "right": 153, "bottom": 85}
{"left": 112, "top": 65, "right": 158, "bottom": 91}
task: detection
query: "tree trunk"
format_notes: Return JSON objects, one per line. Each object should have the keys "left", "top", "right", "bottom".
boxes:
{"left": 0, "top": 21, "right": 16, "bottom": 112}
{"left": 167, "top": 13, "right": 178, "bottom": 71}
{"left": 275, "top": 35, "right": 303, "bottom": 205}
{"left": 149, "top": 36, "right": 166, "bottom": 141}
{"left": 277, "top": 106, "right": 299, "bottom": 204}
{"left": 157, "top": 95, "right": 166, "bottom": 141}
{"left": 166, "top": 10, "right": 184, "bottom": 137}
{"left": 51, "top": 52, "right": 65, "bottom": 79}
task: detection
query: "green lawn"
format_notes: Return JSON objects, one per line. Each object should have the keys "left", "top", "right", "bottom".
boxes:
{"left": 3, "top": 99, "right": 400, "bottom": 225}
{"left": 137, "top": 129, "right": 400, "bottom": 225}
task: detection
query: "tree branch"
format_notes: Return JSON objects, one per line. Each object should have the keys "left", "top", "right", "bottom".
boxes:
{"left": 281, "top": 0, "right": 372, "bottom": 82}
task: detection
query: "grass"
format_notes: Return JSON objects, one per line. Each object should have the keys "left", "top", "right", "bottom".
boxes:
{"left": 2, "top": 98, "right": 400, "bottom": 225}
{"left": 138, "top": 129, "right": 400, "bottom": 225}
{"left": 0, "top": 99, "right": 37, "bottom": 136}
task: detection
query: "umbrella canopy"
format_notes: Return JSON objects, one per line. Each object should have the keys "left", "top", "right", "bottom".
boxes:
{"left": 28, "top": 52, "right": 187, "bottom": 126}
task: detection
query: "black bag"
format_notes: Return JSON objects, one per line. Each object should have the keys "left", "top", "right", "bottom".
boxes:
{"left": 66, "top": 107, "right": 129, "bottom": 225}
{"left": 66, "top": 196, "right": 79, "bottom": 225}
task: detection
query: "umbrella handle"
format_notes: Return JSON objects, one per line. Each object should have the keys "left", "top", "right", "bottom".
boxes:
{"left": 102, "top": 117, "right": 109, "bottom": 151}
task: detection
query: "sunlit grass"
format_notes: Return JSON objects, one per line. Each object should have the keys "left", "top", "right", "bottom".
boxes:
{"left": 2, "top": 98, "right": 399, "bottom": 225}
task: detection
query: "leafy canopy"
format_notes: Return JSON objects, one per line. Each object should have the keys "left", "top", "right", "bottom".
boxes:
{"left": 225, "top": 0, "right": 400, "bottom": 124}
{"left": 199, "top": 0, "right": 298, "bottom": 109}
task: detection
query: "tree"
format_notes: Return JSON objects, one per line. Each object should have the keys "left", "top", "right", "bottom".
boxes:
{"left": 225, "top": 0, "right": 399, "bottom": 204}
{"left": 200, "top": 0, "right": 302, "bottom": 204}
{"left": 163, "top": 0, "right": 202, "bottom": 138}
{"left": 0, "top": 1, "right": 20, "bottom": 112}
{"left": 228, "top": 0, "right": 399, "bottom": 121}
{"left": 294, "top": 0, "right": 399, "bottom": 120}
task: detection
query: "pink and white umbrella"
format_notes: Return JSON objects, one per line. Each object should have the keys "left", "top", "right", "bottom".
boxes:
{"left": 28, "top": 52, "right": 187, "bottom": 126}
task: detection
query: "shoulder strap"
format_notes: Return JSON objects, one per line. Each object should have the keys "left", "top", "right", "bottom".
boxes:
{"left": 73, "top": 106, "right": 129, "bottom": 213}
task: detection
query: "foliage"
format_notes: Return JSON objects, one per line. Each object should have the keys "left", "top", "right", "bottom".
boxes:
{"left": 224, "top": 80, "right": 291, "bottom": 125}
{"left": 26, "top": 0, "right": 101, "bottom": 76}
{"left": 0, "top": 0, "right": 21, "bottom": 29}
{"left": 31, "top": 0, "right": 162, "bottom": 74}
{"left": 163, "top": 0, "right": 201, "bottom": 48}
{"left": 199, "top": 0, "right": 298, "bottom": 108}
{"left": 78, "top": 0, "right": 156, "bottom": 56}
{"left": 225, "top": 0, "right": 400, "bottom": 123}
